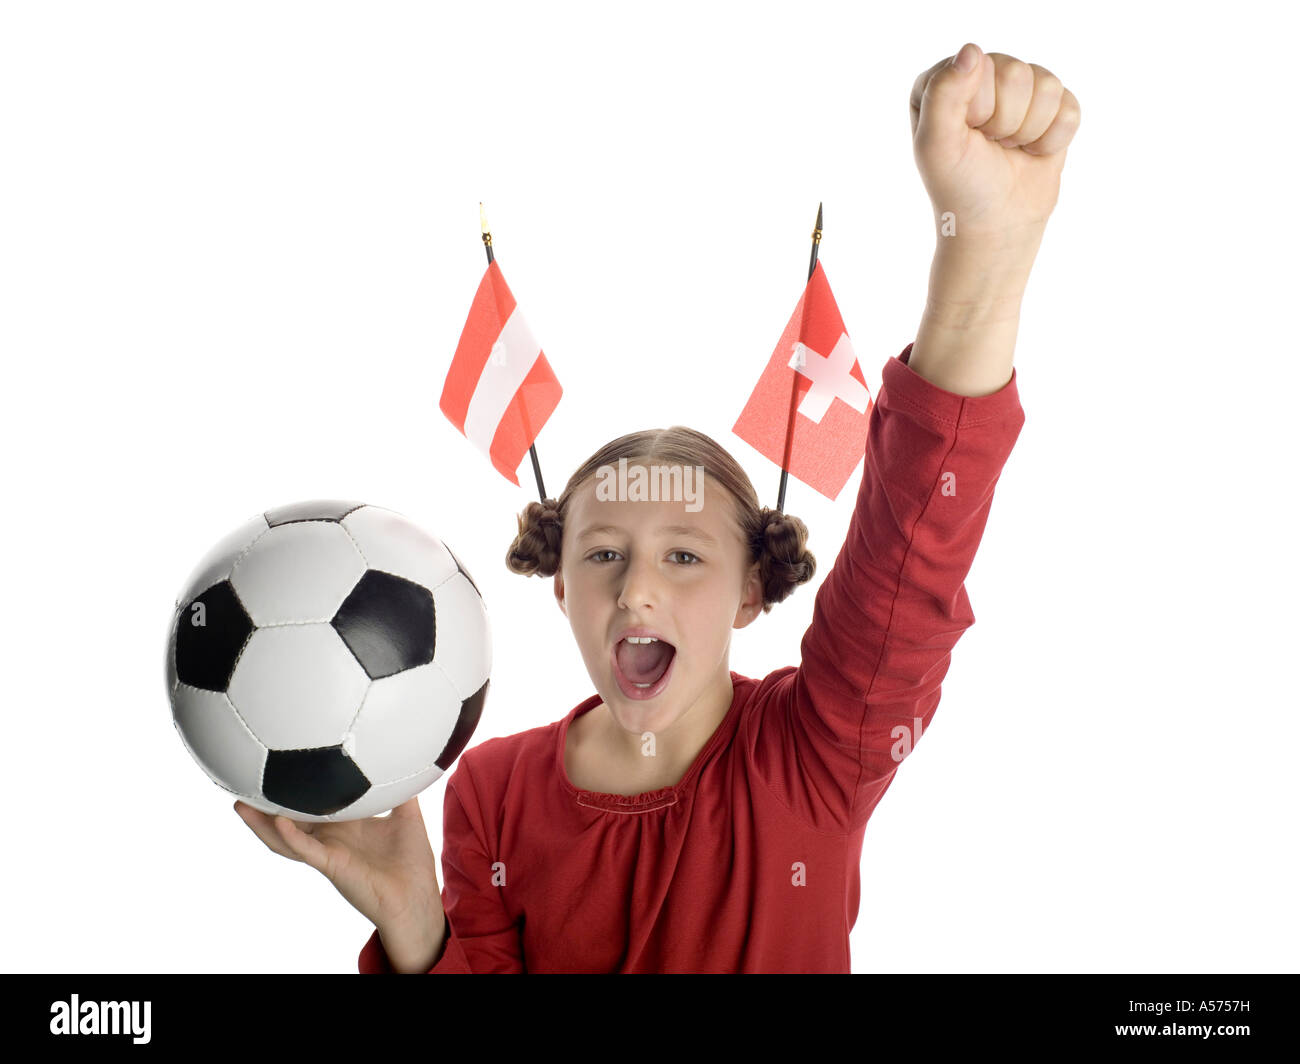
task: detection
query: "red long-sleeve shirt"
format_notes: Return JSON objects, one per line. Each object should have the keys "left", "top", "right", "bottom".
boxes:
{"left": 359, "top": 341, "right": 1025, "bottom": 973}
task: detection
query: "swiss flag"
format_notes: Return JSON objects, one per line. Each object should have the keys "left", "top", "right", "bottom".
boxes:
{"left": 732, "top": 260, "right": 873, "bottom": 502}
{"left": 440, "top": 260, "right": 563, "bottom": 487}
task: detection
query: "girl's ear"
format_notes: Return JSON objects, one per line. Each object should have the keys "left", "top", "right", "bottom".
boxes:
{"left": 554, "top": 570, "right": 567, "bottom": 617}
{"left": 734, "top": 560, "right": 763, "bottom": 628}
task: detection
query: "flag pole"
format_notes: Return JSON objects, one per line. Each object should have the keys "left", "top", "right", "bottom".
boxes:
{"left": 775, "top": 202, "right": 823, "bottom": 514}
{"left": 480, "top": 202, "right": 549, "bottom": 503}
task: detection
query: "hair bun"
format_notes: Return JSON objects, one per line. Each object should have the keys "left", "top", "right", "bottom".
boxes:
{"left": 538, "top": 498, "right": 562, "bottom": 527}
{"left": 505, "top": 497, "right": 564, "bottom": 578}
{"left": 755, "top": 506, "right": 787, "bottom": 542}
{"left": 751, "top": 505, "right": 815, "bottom": 612}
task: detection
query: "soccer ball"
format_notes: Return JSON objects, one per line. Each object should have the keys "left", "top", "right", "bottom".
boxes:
{"left": 164, "top": 499, "right": 490, "bottom": 822}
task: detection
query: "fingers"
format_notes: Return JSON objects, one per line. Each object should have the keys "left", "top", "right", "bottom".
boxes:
{"left": 908, "top": 44, "right": 996, "bottom": 149}
{"left": 910, "top": 46, "right": 1079, "bottom": 157}
{"left": 234, "top": 800, "right": 319, "bottom": 867}
{"left": 234, "top": 800, "right": 295, "bottom": 860}
{"left": 1018, "top": 87, "right": 1081, "bottom": 157}
{"left": 272, "top": 814, "right": 332, "bottom": 873}
{"left": 970, "top": 54, "right": 1037, "bottom": 142}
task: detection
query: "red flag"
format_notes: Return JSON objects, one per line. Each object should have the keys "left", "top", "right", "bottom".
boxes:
{"left": 732, "top": 260, "right": 873, "bottom": 502}
{"left": 440, "top": 260, "right": 562, "bottom": 487}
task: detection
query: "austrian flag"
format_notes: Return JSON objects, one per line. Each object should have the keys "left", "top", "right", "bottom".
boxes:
{"left": 732, "top": 260, "right": 873, "bottom": 502}
{"left": 440, "top": 260, "right": 563, "bottom": 486}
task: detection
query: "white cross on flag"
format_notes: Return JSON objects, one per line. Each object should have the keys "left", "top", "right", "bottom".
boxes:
{"left": 440, "top": 259, "right": 563, "bottom": 487}
{"left": 732, "top": 260, "right": 873, "bottom": 501}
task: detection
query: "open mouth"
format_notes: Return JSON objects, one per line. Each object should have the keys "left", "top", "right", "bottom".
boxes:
{"left": 611, "top": 636, "right": 677, "bottom": 699}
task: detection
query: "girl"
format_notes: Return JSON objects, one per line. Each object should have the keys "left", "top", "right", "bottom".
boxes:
{"left": 235, "top": 41, "right": 1078, "bottom": 973}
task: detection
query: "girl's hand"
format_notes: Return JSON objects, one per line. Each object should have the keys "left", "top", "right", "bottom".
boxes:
{"left": 910, "top": 43, "right": 1081, "bottom": 238}
{"left": 234, "top": 795, "right": 443, "bottom": 946}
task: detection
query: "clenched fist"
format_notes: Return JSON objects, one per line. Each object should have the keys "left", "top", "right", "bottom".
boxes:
{"left": 910, "top": 43, "right": 1081, "bottom": 238}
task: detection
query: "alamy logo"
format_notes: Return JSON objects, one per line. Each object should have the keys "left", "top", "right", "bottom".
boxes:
{"left": 50, "top": 995, "right": 151, "bottom": 1044}
{"left": 594, "top": 458, "right": 705, "bottom": 513}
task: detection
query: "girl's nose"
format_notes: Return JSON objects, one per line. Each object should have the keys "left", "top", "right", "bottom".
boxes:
{"left": 616, "top": 555, "right": 664, "bottom": 611}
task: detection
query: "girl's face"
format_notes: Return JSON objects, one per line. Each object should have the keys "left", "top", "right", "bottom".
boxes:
{"left": 553, "top": 464, "right": 764, "bottom": 739}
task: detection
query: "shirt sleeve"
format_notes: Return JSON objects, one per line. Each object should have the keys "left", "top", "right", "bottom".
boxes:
{"left": 754, "top": 341, "right": 1026, "bottom": 834}
{"left": 358, "top": 758, "right": 525, "bottom": 973}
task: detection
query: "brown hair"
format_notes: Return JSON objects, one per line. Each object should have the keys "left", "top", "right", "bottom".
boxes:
{"left": 505, "top": 426, "right": 815, "bottom": 614}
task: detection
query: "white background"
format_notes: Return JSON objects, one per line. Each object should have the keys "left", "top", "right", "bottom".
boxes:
{"left": 3, "top": 0, "right": 1296, "bottom": 974}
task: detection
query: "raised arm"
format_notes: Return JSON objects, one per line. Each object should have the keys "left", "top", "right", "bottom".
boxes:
{"left": 751, "top": 44, "right": 1077, "bottom": 834}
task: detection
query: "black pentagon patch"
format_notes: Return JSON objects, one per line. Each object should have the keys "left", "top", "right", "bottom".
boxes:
{"left": 175, "top": 580, "right": 254, "bottom": 692}
{"left": 263, "top": 746, "right": 370, "bottom": 817}
{"left": 332, "top": 570, "right": 435, "bottom": 680}
{"left": 444, "top": 543, "right": 481, "bottom": 599}
{"left": 263, "top": 499, "right": 366, "bottom": 527}
{"left": 436, "top": 677, "right": 488, "bottom": 770}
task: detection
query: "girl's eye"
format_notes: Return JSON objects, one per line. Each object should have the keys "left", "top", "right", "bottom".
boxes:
{"left": 586, "top": 550, "right": 701, "bottom": 565}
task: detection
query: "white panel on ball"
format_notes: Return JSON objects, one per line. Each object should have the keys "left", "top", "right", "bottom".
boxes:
{"left": 228, "top": 624, "right": 371, "bottom": 749}
{"left": 349, "top": 660, "right": 462, "bottom": 784}
{"left": 340, "top": 505, "right": 459, "bottom": 592}
{"left": 172, "top": 686, "right": 268, "bottom": 798}
{"left": 230, "top": 522, "right": 367, "bottom": 626}
{"left": 433, "top": 573, "right": 493, "bottom": 697}
{"left": 176, "top": 513, "right": 270, "bottom": 608}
